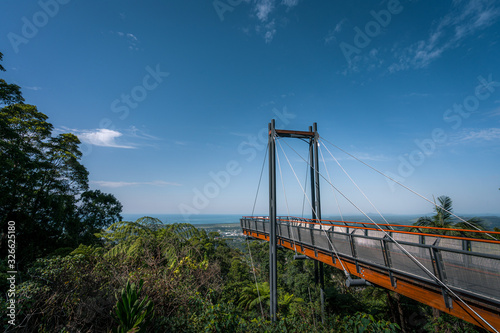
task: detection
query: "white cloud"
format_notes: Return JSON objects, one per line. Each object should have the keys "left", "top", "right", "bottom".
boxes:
{"left": 486, "top": 107, "right": 500, "bottom": 117}
{"left": 111, "top": 31, "right": 140, "bottom": 50}
{"left": 57, "top": 126, "right": 160, "bottom": 149}
{"left": 243, "top": 0, "right": 299, "bottom": 43}
{"left": 77, "top": 129, "right": 135, "bottom": 149}
{"left": 126, "top": 33, "right": 138, "bottom": 42}
{"left": 25, "top": 86, "right": 42, "bottom": 91}
{"left": 389, "top": 0, "right": 500, "bottom": 72}
{"left": 281, "top": 0, "right": 298, "bottom": 7}
{"left": 263, "top": 20, "right": 277, "bottom": 43}
{"left": 255, "top": 0, "right": 275, "bottom": 22}
{"left": 91, "top": 180, "right": 181, "bottom": 188}
{"left": 127, "top": 126, "right": 161, "bottom": 141}
{"left": 325, "top": 18, "right": 348, "bottom": 44}
{"left": 459, "top": 128, "right": 500, "bottom": 142}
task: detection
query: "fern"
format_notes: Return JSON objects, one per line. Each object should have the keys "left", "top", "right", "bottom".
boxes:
{"left": 112, "top": 279, "right": 154, "bottom": 333}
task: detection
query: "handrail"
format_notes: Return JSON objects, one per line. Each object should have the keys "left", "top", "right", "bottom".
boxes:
{"left": 241, "top": 216, "right": 500, "bottom": 244}
{"left": 241, "top": 216, "right": 500, "bottom": 332}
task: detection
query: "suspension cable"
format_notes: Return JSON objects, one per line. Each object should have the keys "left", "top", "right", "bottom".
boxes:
{"left": 319, "top": 136, "right": 498, "bottom": 241}
{"left": 319, "top": 140, "right": 394, "bottom": 230}
{"left": 301, "top": 153, "right": 309, "bottom": 218}
{"left": 247, "top": 142, "right": 269, "bottom": 318}
{"left": 318, "top": 144, "right": 343, "bottom": 223}
{"left": 282, "top": 137, "right": 499, "bottom": 332}
{"left": 275, "top": 141, "right": 298, "bottom": 254}
{"left": 251, "top": 144, "right": 268, "bottom": 217}
{"left": 276, "top": 138, "right": 351, "bottom": 277}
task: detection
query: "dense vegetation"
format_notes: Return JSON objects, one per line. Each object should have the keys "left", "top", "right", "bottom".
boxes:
{"left": 0, "top": 52, "right": 490, "bottom": 332}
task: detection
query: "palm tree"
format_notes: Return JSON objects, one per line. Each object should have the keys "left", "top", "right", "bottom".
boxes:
{"left": 412, "top": 195, "right": 484, "bottom": 236}
{"left": 413, "top": 196, "right": 454, "bottom": 234}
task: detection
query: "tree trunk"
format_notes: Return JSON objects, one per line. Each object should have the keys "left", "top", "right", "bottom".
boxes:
{"left": 386, "top": 291, "right": 408, "bottom": 332}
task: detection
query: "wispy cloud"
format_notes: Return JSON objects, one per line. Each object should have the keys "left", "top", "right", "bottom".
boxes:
{"left": 127, "top": 126, "right": 161, "bottom": 141}
{"left": 91, "top": 180, "right": 182, "bottom": 188}
{"left": 25, "top": 86, "right": 42, "bottom": 91}
{"left": 458, "top": 128, "right": 500, "bottom": 142}
{"left": 77, "top": 128, "right": 135, "bottom": 149}
{"left": 255, "top": 0, "right": 275, "bottom": 22}
{"left": 263, "top": 20, "right": 276, "bottom": 43}
{"left": 341, "top": 47, "right": 385, "bottom": 74}
{"left": 282, "top": 0, "right": 299, "bottom": 7}
{"left": 57, "top": 126, "right": 161, "bottom": 149}
{"left": 401, "top": 92, "right": 431, "bottom": 98}
{"left": 111, "top": 31, "right": 140, "bottom": 50}
{"left": 324, "top": 19, "right": 348, "bottom": 44}
{"left": 244, "top": 0, "right": 300, "bottom": 43}
{"left": 389, "top": 0, "right": 500, "bottom": 72}
{"left": 486, "top": 107, "right": 500, "bottom": 118}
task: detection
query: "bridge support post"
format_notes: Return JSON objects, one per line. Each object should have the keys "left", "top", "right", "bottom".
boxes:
{"left": 311, "top": 123, "right": 325, "bottom": 323}
{"left": 269, "top": 119, "right": 278, "bottom": 322}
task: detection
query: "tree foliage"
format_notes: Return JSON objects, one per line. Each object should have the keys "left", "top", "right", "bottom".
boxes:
{"left": 0, "top": 52, "right": 24, "bottom": 106}
{"left": 412, "top": 195, "right": 485, "bottom": 235}
{"left": 0, "top": 52, "right": 122, "bottom": 267}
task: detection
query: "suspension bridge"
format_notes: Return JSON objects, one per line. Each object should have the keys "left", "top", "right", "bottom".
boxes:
{"left": 240, "top": 120, "right": 500, "bottom": 332}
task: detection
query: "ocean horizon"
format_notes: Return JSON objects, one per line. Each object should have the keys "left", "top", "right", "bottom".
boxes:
{"left": 121, "top": 214, "right": 245, "bottom": 225}
{"left": 120, "top": 213, "right": 500, "bottom": 228}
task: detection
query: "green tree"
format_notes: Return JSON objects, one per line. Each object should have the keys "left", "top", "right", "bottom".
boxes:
{"left": 412, "top": 195, "right": 484, "bottom": 235}
{"left": 75, "top": 189, "right": 123, "bottom": 245}
{"left": 0, "top": 52, "right": 123, "bottom": 265}
{"left": 0, "top": 52, "right": 24, "bottom": 106}
{"left": 0, "top": 103, "right": 90, "bottom": 264}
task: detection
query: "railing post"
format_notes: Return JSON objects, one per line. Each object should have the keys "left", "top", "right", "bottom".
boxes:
{"left": 431, "top": 241, "right": 453, "bottom": 309}
{"left": 382, "top": 237, "right": 396, "bottom": 288}
{"left": 349, "top": 231, "right": 359, "bottom": 273}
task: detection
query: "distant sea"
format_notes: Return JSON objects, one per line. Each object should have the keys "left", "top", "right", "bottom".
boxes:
{"left": 120, "top": 213, "right": 500, "bottom": 229}
{"left": 120, "top": 214, "right": 244, "bottom": 225}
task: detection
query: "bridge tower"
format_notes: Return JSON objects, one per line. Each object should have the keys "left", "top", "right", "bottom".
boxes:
{"left": 268, "top": 119, "right": 324, "bottom": 321}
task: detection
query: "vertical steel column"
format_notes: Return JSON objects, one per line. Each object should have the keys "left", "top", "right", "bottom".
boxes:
{"left": 309, "top": 125, "right": 319, "bottom": 292}
{"left": 269, "top": 120, "right": 278, "bottom": 322}
{"left": 313, "top": 123, "right": 325, "bottom": 323}
{"left": 309, "top": 125, "right": 316, "bottom": 231}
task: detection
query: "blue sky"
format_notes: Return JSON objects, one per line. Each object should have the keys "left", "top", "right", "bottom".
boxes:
{"left": 2, "top": 0, "right": 500, "bottom": 218}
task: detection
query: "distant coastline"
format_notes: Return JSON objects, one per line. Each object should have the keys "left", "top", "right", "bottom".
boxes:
{"left": 120, "top": 213, "right": 500, "bottom": 229}
{"left": 120, "top": 214, "right": 244, "bottom": 225}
